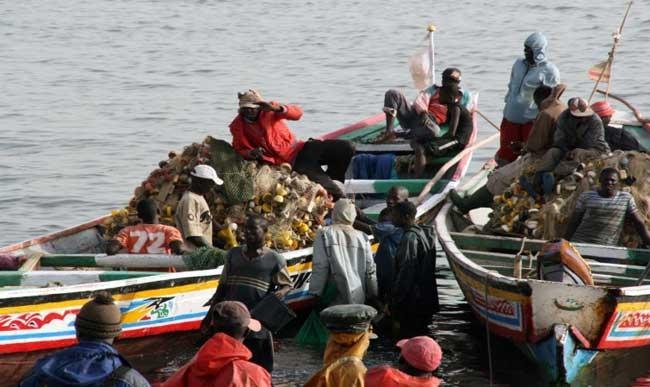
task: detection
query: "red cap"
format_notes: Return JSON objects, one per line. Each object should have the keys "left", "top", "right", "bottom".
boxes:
{"left": 591, "top": 100, "right": 615, "bottom": 118}
{"left": 396, "top": 336, "right": 442, "bottom": 372}
{"left": 212, "top": 301, "right": 261, "bottom": 332}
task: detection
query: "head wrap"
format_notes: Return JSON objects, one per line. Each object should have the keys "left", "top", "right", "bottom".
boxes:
{"left": 591, "top": 100, "right": 616, "bottom": 118}
{"left": 524, "top": 32, "right": 548, "bottom": 64}
{"left": 332, "top": 198, "right": 356, "bottom": 225}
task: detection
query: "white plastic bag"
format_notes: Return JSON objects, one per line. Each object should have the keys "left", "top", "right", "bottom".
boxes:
{"left": 408, "top": 45, "right": 433, "bottom": 91}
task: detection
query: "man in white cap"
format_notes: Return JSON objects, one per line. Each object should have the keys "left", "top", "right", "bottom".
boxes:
{"left": 174, "top": 164, "right": 223, "bottom": 250}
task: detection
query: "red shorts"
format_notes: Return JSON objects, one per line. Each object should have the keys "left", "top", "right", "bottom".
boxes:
{"left": 496, "top": 118, "right": 534, "bottom": 163}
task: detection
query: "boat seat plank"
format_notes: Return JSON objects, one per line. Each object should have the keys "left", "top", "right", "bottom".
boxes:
{"left": 451, "top": 232, "right": 650, "bottom": 265}
{"left": 354, "top": 143, "right": 412, "bottom": 153}
{"left": 461, "top": 249, "right": 648, "bottom": 280}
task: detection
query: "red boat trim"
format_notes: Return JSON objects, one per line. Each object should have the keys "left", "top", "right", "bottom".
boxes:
{"left": 0, "top": 215, "right": 111, "bottom": 254}
{"left": 319, "top": 113, "right": 384, "bottom": 140}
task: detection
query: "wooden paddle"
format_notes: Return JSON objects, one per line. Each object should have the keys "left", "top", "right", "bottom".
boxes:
{"left": 416, "top": 132, "right": 499, "bottom": 204}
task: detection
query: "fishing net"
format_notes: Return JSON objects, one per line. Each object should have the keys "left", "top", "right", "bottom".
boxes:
{"left": 485, "top": 150, "right": 650, "bottom": 247}
{"left": 182, "top": 247, "right": 227, "bottom": 270}
{"left": 104, "top": 136, "right": 332, "bottom": 251}
{"left": 295, "top": 310, "right": 329, "bottom": 347}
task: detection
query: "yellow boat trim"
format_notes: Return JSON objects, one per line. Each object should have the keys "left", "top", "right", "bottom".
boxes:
{"left": 614, "top": 301, "right": 650, "bottom": 312}
{"left": 0, "top": 261, "right": 313, "bottom": 314}
{"left": 454, "top": 264, "right": 529, "bottom": 303}
{"left": 0, "top": 280, "right": 218, "bottom": 314}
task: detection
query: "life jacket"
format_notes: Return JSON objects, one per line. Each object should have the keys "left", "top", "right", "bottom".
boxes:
{"left": 365, "top": 365, "right": 441, "bottom": 387}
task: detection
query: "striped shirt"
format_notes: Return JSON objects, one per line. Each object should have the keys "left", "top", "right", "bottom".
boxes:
{"left": 572, "top": 190, "right": 637, "bottom": 246}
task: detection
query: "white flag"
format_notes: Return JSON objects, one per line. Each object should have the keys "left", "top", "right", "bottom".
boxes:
{"left": 408, "top": 41, "right": 434, "bottom": 90}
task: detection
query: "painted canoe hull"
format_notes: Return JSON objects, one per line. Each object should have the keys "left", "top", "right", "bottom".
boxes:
{"left": 436, "top": 155, "right": 650, "bottom": 385}
{"left": 0, "top": 106, "right": 481, "bottom": 356}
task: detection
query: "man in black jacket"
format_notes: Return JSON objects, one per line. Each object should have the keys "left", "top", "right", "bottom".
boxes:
{"left": 390, "top": 201, "right": 438, "bottom": 338}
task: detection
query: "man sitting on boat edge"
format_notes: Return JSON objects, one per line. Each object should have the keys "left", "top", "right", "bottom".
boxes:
{"left": 565, "top": 167, "right": 650, "bottom": 247}
{"left": 106, "top": 198, "right": 184, "bottom": 256}
{"left": 379, "top": 68, "right": 473, "bottom": 177}
{"left": 229, "top": 89, "right": 355, "bottom": 201}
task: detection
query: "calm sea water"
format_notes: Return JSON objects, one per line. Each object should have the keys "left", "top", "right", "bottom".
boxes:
{"left": 2, "top": 0, "right": 650, "bottom": 385}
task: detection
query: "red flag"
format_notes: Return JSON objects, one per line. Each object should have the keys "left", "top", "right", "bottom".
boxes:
{"left": 588, "top": 60, "right": 611, "bottom": 82}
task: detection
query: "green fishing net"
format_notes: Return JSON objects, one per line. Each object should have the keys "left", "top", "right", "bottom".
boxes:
{"left": 205, "top": 136, "right": 254, "bottom": 205}
{"left": 183, "top": 247, "right": 227, "bottom": 270}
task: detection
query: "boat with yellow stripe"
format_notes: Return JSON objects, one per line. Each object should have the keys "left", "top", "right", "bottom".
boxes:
{"left": 0, "top": 104, "right": 481, "bottom": 360}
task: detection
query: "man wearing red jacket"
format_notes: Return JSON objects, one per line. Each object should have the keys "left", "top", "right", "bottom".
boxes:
{"left": 162, "top": 301, "right": 271, "bottom": 387}
{"left": 229, "top": 89, "right": 355, "bottom": 200}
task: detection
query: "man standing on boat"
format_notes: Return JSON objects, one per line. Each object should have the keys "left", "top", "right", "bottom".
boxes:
{"left": 107, "top": 198, "right": 184, "bottom": 255}
{"left": 495, "top": 32, "right": 560, "bottom": 166}
{"left": 229, "top": 89, "right": 355, "bottom": 200}
{"left": 175, "top": 164, "right": 223, "bottom": 250}
{"left": 163, "top": 301, "right": 271, "bottom": 387}
{"left": 390, "top": 200, "right": 438, "bottom": 337}
{"left": 381, "top": 68, "right": 473, "bottom": 177}
{"left": 565, "top": 168, "right": 650, "bottom": 247}
{"left": 450, "top": 84, "right": 566, "bottom": 212}
{"left": 19, "top": 293, "right": 150, "bottom": 387}
{"left": 201, "top": 216, "right": 293, "bottom": 373}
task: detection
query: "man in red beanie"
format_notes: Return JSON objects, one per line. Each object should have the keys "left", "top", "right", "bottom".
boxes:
{"left": 163, "top": 301, "right": 271, "bottom": 387}
{"left": 365, "top": 336, "right": 442, "bottom": 386}
{"left": 20, "top": 292, "right": 149, "bottom": 387}
{"left": 592, "top": 100, "right": 646, "bottom": 152}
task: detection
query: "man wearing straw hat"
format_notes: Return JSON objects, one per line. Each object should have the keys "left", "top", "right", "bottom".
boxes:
{"left": 229, "top": 89, "right": 355, "bottom": 200}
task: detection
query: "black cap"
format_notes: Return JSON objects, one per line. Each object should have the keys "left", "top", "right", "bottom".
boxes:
{"left": 442, "top": 67, "right": 462, "bottom": 84}
{"left": 320, "top": 304, "right": 377, "bottom": 333}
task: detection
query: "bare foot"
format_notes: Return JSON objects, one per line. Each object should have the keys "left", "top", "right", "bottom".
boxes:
{"left": 373, "top": 131, "right": 397, "bottom": 144}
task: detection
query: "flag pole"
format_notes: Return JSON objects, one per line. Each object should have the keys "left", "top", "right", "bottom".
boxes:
{"left": 588, "top": 1, "right": 633, "bottom": 103}
{"left": 427, "top": 24, "right": 436, "bottom": 87}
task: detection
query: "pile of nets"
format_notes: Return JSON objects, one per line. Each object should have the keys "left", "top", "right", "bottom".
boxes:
{"left": 485, "top": 150, "right": 650, "bottom": 248}
{"left": 104, "top": 136, "right": 331, "bottom": 251}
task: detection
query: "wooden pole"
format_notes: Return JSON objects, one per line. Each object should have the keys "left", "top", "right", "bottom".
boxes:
{"left": 427, "top": 24, "right": 437, "bottom": 87}
{"left": 588, "top": 1, "right": 633, "bottom": 103}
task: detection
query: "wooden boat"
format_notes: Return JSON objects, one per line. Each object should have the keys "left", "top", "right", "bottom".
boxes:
{"left": 0, "top": 97, "right": 479, "bottom": 361}
{"left": 436, "top": 112, "right": 650, "bottom": 385}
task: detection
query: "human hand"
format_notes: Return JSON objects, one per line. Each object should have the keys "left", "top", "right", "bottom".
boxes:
{"left": 257, "top": 101, "right": 281, "bottom": 112}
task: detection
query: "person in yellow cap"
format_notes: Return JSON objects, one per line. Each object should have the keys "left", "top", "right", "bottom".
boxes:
{"left": 19, "top": 292, "right": 149, "bottom": 387}
{"left": 304, "top": 304, "right": 377, "bottom": 387}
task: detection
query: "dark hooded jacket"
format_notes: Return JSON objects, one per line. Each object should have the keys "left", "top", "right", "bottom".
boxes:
{"left": 19, "top": 341, "right": 149, "bottom": 387}
{"left": 391, "top": 225, "right": 438, "bottom": 315}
